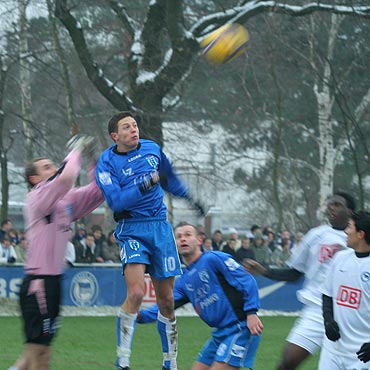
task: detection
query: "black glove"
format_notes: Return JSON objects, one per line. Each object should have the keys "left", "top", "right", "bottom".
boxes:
{"left": 7, "top": 256, "right": 16, "bottom": 264}
{"left": 138, "top": 171, "right": 159, "bottom": 195}
{"left": 324, "top": 319, "right": 340, "bottom": 341}
{"left": 192, "top": 201, "right": 205, "bottom": 217}
{"left": 357, "top": 342, "right": 370, "bottom": 363}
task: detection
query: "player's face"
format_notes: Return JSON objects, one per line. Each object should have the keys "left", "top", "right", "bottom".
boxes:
{"left": 33, "top": 159, "right": 58, "bottom": 184}
{"left": 113, "top": 116, "right": 139, "bottom": 152}
{"left": 345, "top": 219, "right": 360, "bottom": 250}
{"left": 326, "top": 195, "right": 350, "bottom": 230}
{"left": 175, "top": 225, "right": 201, "bottom": 260}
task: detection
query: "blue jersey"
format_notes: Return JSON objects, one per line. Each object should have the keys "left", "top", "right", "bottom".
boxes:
{"left": 139, "top": 251, "right": 260, "bottom": 329}
{"left": 96, "top": 139, "right": 189, "bottom": 219}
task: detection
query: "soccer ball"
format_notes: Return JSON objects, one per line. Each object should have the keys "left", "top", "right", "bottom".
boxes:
{"left": 200, "top": 23, "right": 249, "bottom": 64}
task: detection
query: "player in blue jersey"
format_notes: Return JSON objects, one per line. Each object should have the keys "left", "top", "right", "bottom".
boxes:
{"left": 95, "top": 112, "right": 204, "bottom": 370}
{"left": 138, "top": 222, "right": 263, "bottom": 370}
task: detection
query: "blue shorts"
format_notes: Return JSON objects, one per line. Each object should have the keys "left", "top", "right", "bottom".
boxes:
{"left": 114, "top": 218, "right": 182, "bottom": 280}
{"left": 197, "top": 322, "right": 261, "bottom": 369}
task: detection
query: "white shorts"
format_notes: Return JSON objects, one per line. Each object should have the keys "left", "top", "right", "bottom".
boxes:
{"left": 286, "top": 303, "right": 323, "bottom": 354}
{"left": 319, "top": 347, "right": 370, "bottom": 370}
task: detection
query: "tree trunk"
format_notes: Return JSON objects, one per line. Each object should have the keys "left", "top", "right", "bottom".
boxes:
{"left": 18, "top": 0, "right": 33, "bottom": 163}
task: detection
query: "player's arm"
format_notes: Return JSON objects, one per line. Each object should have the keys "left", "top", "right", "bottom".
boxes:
{"left": 215, "top": 254, "right": 263, "bottom": 334}
{"left": 95, "top": 157, "right": 160, "bottom": 212}
{"left": 243, "top": 258, "right": 303, "bottom": 281}
{"left": 322, "top": 294, "right": 340, "bottom": 341}
{"left": 67, "top": 161, "right": 104, "bottom": 220}
{"left": 158, "top": 149, "right": 205, "bottom": 216}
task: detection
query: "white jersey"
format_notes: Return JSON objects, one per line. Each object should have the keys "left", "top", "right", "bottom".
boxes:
{"left": 321, "top": 249, "right": 370, "bottom": 355}
{"left": 287, "top": 225, "right": 347, "bottom": 306}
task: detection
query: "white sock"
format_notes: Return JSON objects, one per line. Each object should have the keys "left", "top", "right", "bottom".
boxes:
{"left": 117, "top": 308, "right": 137, "bottom": 368}
{"left": 157, "top": 312, "right": 178, "bottom": 370}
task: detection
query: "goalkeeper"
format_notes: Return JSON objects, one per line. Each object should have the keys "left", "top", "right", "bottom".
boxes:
{"left": 137, "top": 222, "right": 263, "bottom": 370}
{"left": 95, "top": 112, "right": 205, "bottom": 370}
{"left": 8, "top": 135, "right": 104, "bottom": 370}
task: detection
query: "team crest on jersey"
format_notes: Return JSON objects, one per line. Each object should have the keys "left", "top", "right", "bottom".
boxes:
{"left": 199, "top": 270, "right": 210, "bottom": 283}
{"left": 146, "top": 155, "right": 158, "bottom": 169}
{"left": 231, "top": 344, "right": 246, "bottom": 358}
{"left": 98, "top": 171, "right": 112, "bottom": 185}
{"left": 128, "top": 239, "right": 140, "bottom": 251}
{"left": 361, "top": 271, "right": 370, "bottom": 283}
{"left": 224, "top": 257, "right": 240, "bottom": 271}
{"left": 70, "top": 271, "right": 99, "bottom": 306}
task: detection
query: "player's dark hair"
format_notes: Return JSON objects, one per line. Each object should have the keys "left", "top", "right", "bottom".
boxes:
{"left": 24, "top": 157, "right": 48, "bottom": 187}
{"left": 108, "top": 111, "right": 135, "bottom": 134}
{"left": 333, "top": 190, "right": 356, "bottom": 212}
{"left": 352, "top": 211, "right": 370, "bottom": 245}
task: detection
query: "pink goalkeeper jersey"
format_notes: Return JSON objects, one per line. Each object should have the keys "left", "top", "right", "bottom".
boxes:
{"left": 24, "top": 150, "right": 104, "bottom": 275}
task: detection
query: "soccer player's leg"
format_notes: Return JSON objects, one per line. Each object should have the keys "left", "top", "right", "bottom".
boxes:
{"left": 152, "top": 277, "right": 178, "bottom": 370}
{"left": 117, "top": 263, "right": 146, "bottom": 369}
{"left": 278, "top": 304, "right": 323, "bottom": 370}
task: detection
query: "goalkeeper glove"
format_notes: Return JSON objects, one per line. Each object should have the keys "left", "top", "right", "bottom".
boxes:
{"left": 66, "top": 134, "right": 96, "bottom": 158}
{"left": 138, "top": 170, "right": 159, "bottom": 195}
{"left": 357, "top": 342, "right": 370, "bottom": 363}
{"left": 324, "top": 319, "right": 340, "bottom": 341}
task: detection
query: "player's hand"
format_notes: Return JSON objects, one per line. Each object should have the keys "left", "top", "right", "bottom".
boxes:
{"left": 324, "top": 319, "right": 340, "bottom": 341}
{"left": 357, "top": 342, "right": 370, "bottom": 363}
{"left": 243, "top": 259, "right": 267, "bottom": 275}
{"left": 66, "top": 134, "right": 95, "bottom": 158}
{"left": 192, "top": 200, "right": 206, "bottom": 217}
{"left": 246, "top": 314, "right": 263, "bottom": 335}
{"left": 138, "top": 170, "right": 159, "bottom": 194}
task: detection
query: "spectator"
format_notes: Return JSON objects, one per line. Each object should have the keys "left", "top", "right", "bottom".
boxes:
{"left": 235, "top": 237, "right": 255, "bottom": 264}
{"left": 266, "top": 230, "right": 278, "bottom": 253}
{"left": 250, "top": 233, "right": 270, "bottom": 266}
{"left": 65, "top": 228, "right": 76, "bottom": 267}
{"left": 0, "top": 235, "right": 17, "bottom": 263}
{"left": 73, "top": 224, "right": 87, "bottom": 244}
{"left": 222, "top": 238, "right": 238, "bottom": 259}
{"left": 211, "top": 229, "right": 223, "bottom": 251}
{"left": 75, "top": 233, "right": 103, "bottom": 263}
{"left": 14, "top": 237, "right": 28, "bottom": 263}
{"left": 247, "top": 224, "right": 261, "bottom": 240}
{"left": 0, "top": 219, "right": 13, "bottom": 243}
{"left": 101, "top": 230, "right": 121, "bottom": 263}
{"left": 7, "top": 228, "right": 21, "bottom": 246}
{"left": 222, "top": 227, "right": 241, "bottom": 250}
{"left": 281, "top": 229, "right": 294, "bottom": 249}
{"left": 271, "top": 237, "right": 292, "bottom": 267}
{"left": 202, "top": 238, "right": 213, "bottom": 251}
{"left": 91, "top": 224, "right": 106, "bottom": 261}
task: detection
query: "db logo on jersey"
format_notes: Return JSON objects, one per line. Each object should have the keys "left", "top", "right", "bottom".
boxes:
{"left": 336, "top": 285, "right": 362, "bottom": 309}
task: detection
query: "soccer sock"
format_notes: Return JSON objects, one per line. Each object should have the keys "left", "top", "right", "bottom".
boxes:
{"left": 157, "top": 312, "right": 178, "bottom": 370}
{"left": 116, "top": 308, "right": 137, "bottom": 368}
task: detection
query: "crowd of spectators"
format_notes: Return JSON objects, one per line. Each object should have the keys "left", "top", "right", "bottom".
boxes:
{"left": 197, "top": 224, "right": 302, "bottom": 268}
{"left": 0, "top": 218, "right": 301, "bottom": 268}
{"left": 0, "top": 218, "right": 121, "bottom": 266}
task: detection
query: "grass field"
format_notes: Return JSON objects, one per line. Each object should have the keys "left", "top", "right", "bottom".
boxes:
{"left": 1, "top": 316, "right": 319, "bottom": 369}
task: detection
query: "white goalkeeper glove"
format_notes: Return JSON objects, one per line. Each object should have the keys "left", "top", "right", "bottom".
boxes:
{"left": 66, "top": 134, "right": 96, "bottom": 159}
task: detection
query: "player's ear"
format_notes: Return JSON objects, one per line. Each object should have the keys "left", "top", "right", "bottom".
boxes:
{"left": 110, "top": 132, "right": 118, "bottom": 142}
{"left": 358, "top": 229, "right": 366, "bottom": 240}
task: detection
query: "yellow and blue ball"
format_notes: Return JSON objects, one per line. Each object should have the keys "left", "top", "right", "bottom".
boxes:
{"left": 200, "top": 23, "right": 249, "bottom": 64}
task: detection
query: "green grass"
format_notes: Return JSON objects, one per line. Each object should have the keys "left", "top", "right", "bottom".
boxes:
{"left": 1, "top": 316, "right": 319, "bottom": 369}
